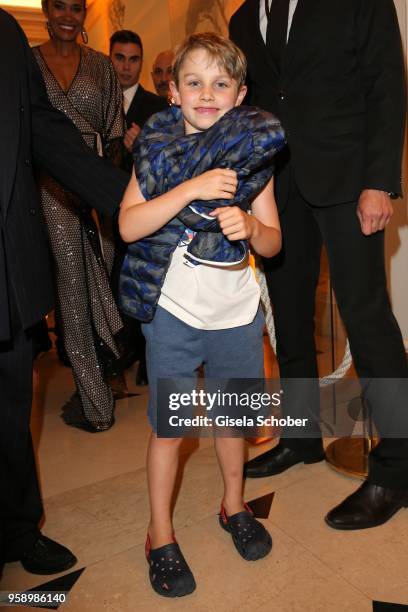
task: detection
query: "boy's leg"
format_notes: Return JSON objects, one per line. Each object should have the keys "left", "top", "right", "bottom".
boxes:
{"left": 214, "top": 437, "right": 246, "bottom": 515}
{"left": 204, "top": 308, "right": 265, "bottom": 513}
{"left": 143, "top": 307, "right": 203, "bottom": 547}
{"left": 146, "top": 434, "right": 184, "bottom": 547}
{"left": 204, "top": 311, "right": 272, "bottom": 561}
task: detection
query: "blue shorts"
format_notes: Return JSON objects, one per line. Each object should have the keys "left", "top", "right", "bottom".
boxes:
{"left": 142, "top": 305, "right": 265, "bottom": 432}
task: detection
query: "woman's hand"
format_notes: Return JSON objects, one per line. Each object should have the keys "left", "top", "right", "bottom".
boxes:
{"left": 210, "top": 206, "right": 255, "bottom": 241}
{"left": 186, "top": 169, "right": 237, "bottom": 201}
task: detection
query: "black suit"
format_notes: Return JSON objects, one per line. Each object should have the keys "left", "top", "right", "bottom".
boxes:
{"left": 125, "top": 83, "right": 167, "bottom": 130}
{"left": 230, "top": 0, "right": 405, "bottom": 207}
{"left": 0, "top": 9, "right": 128, "bottom": 562}
{"left": 230, "top": 0, "right": 408, "bottom": 487}
{"left": 122, "top": 84, "right": 167, "bottom": 173}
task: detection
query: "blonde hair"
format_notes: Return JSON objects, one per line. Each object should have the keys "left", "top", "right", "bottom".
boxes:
{"left": 173, "top": 32, "right": 247, "bottom": 89}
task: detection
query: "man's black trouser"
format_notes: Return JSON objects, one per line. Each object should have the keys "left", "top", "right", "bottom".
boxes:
{"left": 0, "top": 292, "right": 42, "bottom": 563}
{"left": 264, "top": 178, "right": 408, "bottom": 488}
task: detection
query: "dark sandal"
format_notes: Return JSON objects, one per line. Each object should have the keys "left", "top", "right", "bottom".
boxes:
{"left": 219, "top": 503, "right": 272, "bottom": 561}
{"left": 145, "top": 535, "right": 196, "bottom": 598}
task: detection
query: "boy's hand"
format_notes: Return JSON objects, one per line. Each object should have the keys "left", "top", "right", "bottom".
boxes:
{"left": 210, "top": 206, "right": 256, "bottom": 241}
{"left": 187, "top": 169, "right": 237, "bottom": 201}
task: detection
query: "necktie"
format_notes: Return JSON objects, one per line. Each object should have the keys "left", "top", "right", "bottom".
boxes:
{"left": 266, "top": 0, "right": 290, "bottom": 71}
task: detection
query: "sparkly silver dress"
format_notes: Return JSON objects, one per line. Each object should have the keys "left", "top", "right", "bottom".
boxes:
{"left": 33, "top": 45, "right": 124, "bottom": 430}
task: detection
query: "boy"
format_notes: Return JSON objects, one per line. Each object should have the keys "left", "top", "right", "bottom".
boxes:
{"left": 119, "top": 33, "right": 283, "bottom": 598}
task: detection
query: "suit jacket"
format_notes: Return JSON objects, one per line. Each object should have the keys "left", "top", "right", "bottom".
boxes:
{"left": 230, "top": 0, "right": 406, "bottom": 207}
{"left": 125, "top": 84, "right": 168, "bottom": 131}
{"left": 0, "top": 9, "right": 128, "bottom": 342}
{"left": 123, "top": 84, "right": 168, "bottom": 173}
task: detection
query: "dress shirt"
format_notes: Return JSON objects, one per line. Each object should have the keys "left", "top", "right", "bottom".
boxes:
{"left": 123, "top": 82, "right": 139, "bottom": 114}
{"left": 259, "top": 0, "right": 298, "bottom": 43}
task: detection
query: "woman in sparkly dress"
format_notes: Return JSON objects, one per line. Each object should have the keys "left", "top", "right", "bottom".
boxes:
{"left": 34, "top": 0, "right": 125, "bottom": 431}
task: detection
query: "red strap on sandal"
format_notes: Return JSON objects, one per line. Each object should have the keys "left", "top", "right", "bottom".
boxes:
{"left": 219, "top": 502, "right": 253, "bottom": 525}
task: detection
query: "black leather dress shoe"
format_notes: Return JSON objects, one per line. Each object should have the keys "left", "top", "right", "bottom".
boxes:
{"left": 20, "top": 535, "right": 77, "bottom": 575}
{"left": 244, "top": 443, "right": 325, "bottom": 478}
{"left": 325, "top": 481, "right": 408, "bottom": 530}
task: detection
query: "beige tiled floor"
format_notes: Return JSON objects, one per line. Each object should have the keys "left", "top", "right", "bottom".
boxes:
{"left": 1, "top": 321, "right": 407, "bottom": 610}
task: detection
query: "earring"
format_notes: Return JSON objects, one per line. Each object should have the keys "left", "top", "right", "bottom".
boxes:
{"left": 81, "top": 27, "right": 88, "bottom": 44}
{"left": 45, "top": 21, "right": 53, "bottom": 38}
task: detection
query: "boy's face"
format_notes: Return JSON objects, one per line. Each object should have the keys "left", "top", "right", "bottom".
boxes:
{"left": 169, "top": 49, "right": 247, "bottom": 135}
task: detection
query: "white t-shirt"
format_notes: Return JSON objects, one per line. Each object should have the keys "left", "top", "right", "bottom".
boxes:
{"left": 158, "top": 229, "right": 260, "bottom": 330}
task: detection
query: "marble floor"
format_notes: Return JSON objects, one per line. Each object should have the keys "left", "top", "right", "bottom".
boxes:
{"left": 1, "top": 325, "right": 408, "bottom": 611}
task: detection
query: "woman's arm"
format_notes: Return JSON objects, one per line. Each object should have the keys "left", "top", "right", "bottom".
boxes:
{"left": 210, "top": 177, "right": 281, "bottom": 258}
{"left": 118, "top": 167, "right": 238, "bottom": 243}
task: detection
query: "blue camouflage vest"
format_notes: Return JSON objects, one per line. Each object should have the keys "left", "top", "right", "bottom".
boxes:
{"left": 119, "top": 105, "right": 286, "bottom": 322}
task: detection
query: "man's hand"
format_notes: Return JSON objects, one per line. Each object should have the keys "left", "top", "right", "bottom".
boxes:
{"left": 124, "top": 122, "right": 141, "bottom": 153}
{"left": 357, "top": 189, "right": 393, "bottom": 235}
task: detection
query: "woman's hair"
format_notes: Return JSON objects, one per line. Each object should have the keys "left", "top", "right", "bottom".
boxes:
{"left": 172, "top": 32, "right": 247, "bottom": 89}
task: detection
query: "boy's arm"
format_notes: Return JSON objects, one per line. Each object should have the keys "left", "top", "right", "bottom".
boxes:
{"left": 119, "top": 167, "right": 238, "bottom": 243}
{"left": 211, "top": 178, "right": 281, "bottom": 258}
{"left": 250, "top": 177, "right": 281, "bottom": 257}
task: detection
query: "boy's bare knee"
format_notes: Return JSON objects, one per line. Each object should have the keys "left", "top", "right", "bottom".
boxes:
{"left": 153, "top": 435, "right": 183, "bottom": 447}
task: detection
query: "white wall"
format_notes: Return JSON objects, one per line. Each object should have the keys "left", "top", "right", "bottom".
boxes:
{"left": 124, "top": 0, "right": 172, "bottom": 91}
